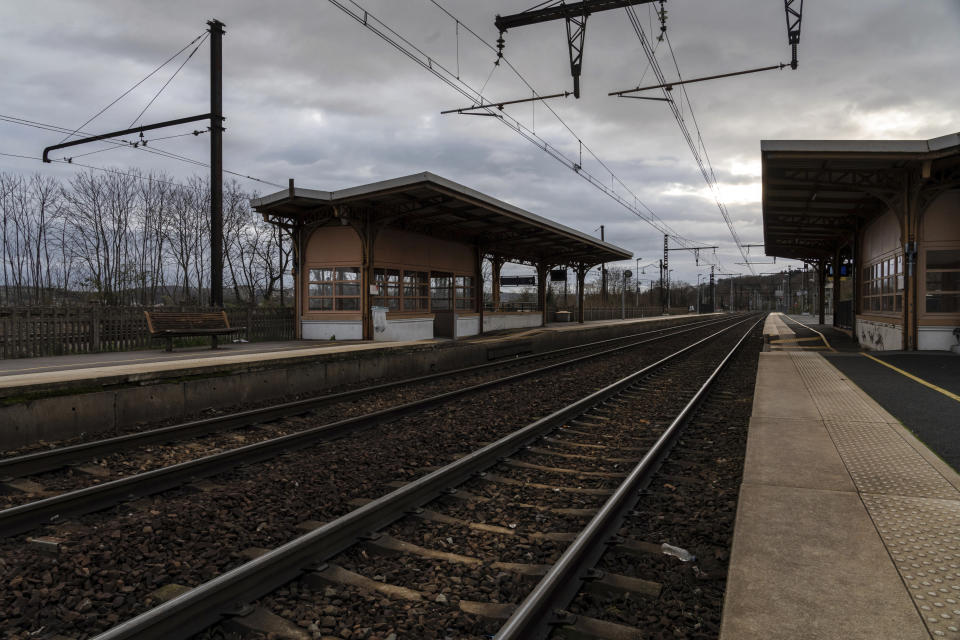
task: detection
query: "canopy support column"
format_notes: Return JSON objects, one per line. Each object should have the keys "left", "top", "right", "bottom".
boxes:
{"left": 536, "top": 261, "right": 550, "bottom": 327}
{"left": 574, "top": 262, "right": 590, "bottom": 324}
{"left": 292, "top": 224, "right": 303, "bottom": 340}
{"left": 817, "top": 259, "right": 826, "bottom": 326}
{"left": 832, "top": 250, "right": 841, "bottom": 328}
{"left": 491, "top": 255, "right": 505, "bottom": 312}
{"left": 348, "top": 210, "right": 380, "bottom": 341}
{"left": 475, "top": 244, "right": 484, "bottom": 335}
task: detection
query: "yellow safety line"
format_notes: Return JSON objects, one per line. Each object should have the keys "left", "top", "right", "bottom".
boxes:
{"left": 770, "top": 336, "right": 823, "bottom": 344}
{"left": 781, "top": 316, "right": 835, "bottom": 352}
{"left": 862, "top": 353, "right": 960, "bottom": 403}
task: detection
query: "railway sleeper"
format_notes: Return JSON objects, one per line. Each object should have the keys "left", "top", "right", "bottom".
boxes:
{"left": 556, "top": 612, "right": 647, "bottom": 640}
{"left": 525, "top": 446, "right": 634, "bottom": 464}
{"left": 502, "top": 459, "right": 628, "bottom": 479}
{"left": 480, "top": 473, "right": 613, "bottom": 495}
{"left": 541, "top": 437, "right": 647, "bottom": 454}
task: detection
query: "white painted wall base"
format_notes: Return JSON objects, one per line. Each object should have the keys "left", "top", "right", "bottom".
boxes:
{"left": 301, "top": 320, "right": 363, "bottom": 341}
{"left": 456, "top": 315, "right": 481, "bottom": 338}
{"left": 856, "top": 318, "right": 902, "bottom": 351}
{"left": 918, "top": 325, "right": 960, "bottom": 351}
{"left": 483, "top": 312, "right": 542, "bottom": 332}
{"left": 376, "top": 317, "right": 434, "bottom": 342}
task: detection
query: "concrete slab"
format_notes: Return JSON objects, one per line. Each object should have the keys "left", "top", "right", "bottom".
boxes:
{"left": 722, "top": 483, "right": 927, "bottom": 640}
{"left": 723, "top": 347, "right": 960, "bottom": 640}
{"left": 743, "top": 417, "right": 855, "bottom": 492}
{"left": 750, "top": 353, "right": 821, "bottom": 420}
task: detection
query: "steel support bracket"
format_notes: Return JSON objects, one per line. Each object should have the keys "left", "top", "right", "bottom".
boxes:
{"left": 565, "top": 15, "right": 587, "bottom": 98}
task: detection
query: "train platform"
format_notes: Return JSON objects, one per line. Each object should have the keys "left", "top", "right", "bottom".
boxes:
{"left": 0, "top": 313, "right": 699, "bottom": 393}
{"left": 0, "top": 313, "right": 706, "bottom": 448}
{"left": 723, "top": 313, "right": 960, "bottom": 639}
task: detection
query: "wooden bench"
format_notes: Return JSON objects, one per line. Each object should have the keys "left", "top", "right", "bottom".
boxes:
{"left": 143, "top": 311, "right": 245, "bottom": 352}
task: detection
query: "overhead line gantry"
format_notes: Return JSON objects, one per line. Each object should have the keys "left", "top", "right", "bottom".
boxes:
{"left": 494, "top": 0, "right": 657, "bottom": 99}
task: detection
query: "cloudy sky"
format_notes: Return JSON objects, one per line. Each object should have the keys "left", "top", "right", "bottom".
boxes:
{"left": 2, "top": 0, "right": 959, "bottom": 283}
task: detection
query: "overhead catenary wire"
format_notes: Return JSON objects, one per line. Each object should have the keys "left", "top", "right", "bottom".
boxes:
{"left": 623, "top": 7, "right": 752, "bottom": 274}
{"left": 0, "top": 151, "right": 203, "bottom": 192}
{"left": 408, "top": 0, "right": 721, "bottom": 267}
{"left": 0, "top": 113, "right": 284, "bottom": 188}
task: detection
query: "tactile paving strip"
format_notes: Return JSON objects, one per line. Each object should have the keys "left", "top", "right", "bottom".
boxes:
{"left": 792, "top": 352, "right": 891, "bottom": 422}
{"left": 866, "top": 494, "right": 960, "bottom": 637}
{"left": 792, "top": 351, "right": 960, "bottom": 638}
{"left": 823, "top": 418, "right": 958, "bottom": 500}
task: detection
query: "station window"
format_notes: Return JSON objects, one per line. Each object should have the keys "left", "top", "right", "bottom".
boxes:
{"left": 925, "top": 249, "right": 960, "bottom": 313}
{"left": 862, "top": 254, "right": 903, "bottom": 314}
{"left": 430, "top": 272, "right": 453, "bottom": 311}
{"left": 308, "top": 267, "right": 360, "bottom": 311}
{"left": 402, "top": 271, "right": 429, "bottom": 311}
{"left": 455, "top": 275, "right": 475, "bottom": 310}
{"left": 373, "top": 268, "right": 401, "bottom": 311}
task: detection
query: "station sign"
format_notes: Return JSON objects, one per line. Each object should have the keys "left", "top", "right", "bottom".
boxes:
{"left": 501, "top": 276, "right": 536, "bottom": 286}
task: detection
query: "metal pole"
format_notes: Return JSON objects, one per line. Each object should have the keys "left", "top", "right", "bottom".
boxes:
{"left": 620, "top": 274, "right": 627, "bottom": 320}
{"left": 635, "top": 257, "right": 640, "bottom": 308}
{"left": 209, "top": 19, "right": 225, "bottom": 308}
{"left": 600, "top": 225, "right": 606, "bottom": 303}
{"left": 696, "top": 275, "right": 701, "bottom": 314}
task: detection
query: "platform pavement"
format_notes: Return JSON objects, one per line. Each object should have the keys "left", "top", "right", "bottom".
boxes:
{"left": 721, "top": 339, "right": 960, "bottom": 638}
{"left": 0, "top": 313, "right": 706, "bottom": 392}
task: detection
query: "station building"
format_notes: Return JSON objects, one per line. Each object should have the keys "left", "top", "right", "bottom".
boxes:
{"left": 761, "top": 132, "right": 960, "bottom": 351}
{"left": 252, "top": 172, "right": 631, "bottom": 342}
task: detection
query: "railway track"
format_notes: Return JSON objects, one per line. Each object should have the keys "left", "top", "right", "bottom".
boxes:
{"left": 0, "top": 315, "right": 743, "bottom": 537}
{"left": 75, "top": 314, "right": 763, "bottom": 640}
{"left": 0, "top": 316, "right": 728, "bottom": 478}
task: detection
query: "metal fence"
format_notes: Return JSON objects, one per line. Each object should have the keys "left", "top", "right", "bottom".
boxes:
{"left": 0, "top": 306, "right": 295, "bottom": 359}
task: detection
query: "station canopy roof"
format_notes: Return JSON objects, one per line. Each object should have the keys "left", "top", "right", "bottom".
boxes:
{"left": 761, "top": 132, "right": 960, "bottom": 261}
{"left": 251, "top": 172, "right": 631, "bottom": 265}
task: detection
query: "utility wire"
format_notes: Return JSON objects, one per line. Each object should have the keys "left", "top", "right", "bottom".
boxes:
{"left": 57, "top": 31, "right": 207, "bottom": 144}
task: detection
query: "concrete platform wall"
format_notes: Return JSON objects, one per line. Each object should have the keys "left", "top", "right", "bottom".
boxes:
{"left": 375, "top": 317, "right": 434, "bottom": 342}
{"left": 483, "top": 312, "right": 541, "bottom": 332}
{"left": 856, "top": 317, "right": 902, "bottom": 351}
{"left": 918, "top": 324, "right": 960, "bottom": 351}
{"left": 0, "top": 315, "right": 703, "bottom": 448}
{"left": 301, "top": 320, "right": 363, "bottom": 341}
{"left": 455, "top": 315, "right": 481, "bottom": 338}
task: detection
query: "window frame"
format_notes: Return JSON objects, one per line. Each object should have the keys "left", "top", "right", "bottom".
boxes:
{"left": 402, "top": 270, "right": 430, "bottom": 311}
{"left": 924, "top": 248, "right": 960, "bottom": 315}
{"left": 372, "top": 268, "right": 401, "bottom": 311}
{"left": 307, "top": 266, "right": 361, "bottom": 312}
{"left": 861, "top": 253, "right": 903, "bottom": 316}
{"left": 455, "top": 275, "right": 475, "bottom": 311}
{"left": 430, "top": 272, "right": 454, "bottom": 311}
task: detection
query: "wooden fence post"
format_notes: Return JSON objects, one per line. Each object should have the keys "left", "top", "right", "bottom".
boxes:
{"left": 91, "top": 306, "right": 101, "bottom": 353}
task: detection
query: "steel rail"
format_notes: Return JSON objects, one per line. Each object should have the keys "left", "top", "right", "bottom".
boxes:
{"left": 496, "top": 317, "right": 764, "bottom": 639}
{"left": 0, "top": 316, "right": 744, "bottom": 537}
{"left": 89, "top": 315, "right": 757, "bottom": 640}
{"left": 0, "top": 316, "right": 728, "bottom": 479}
